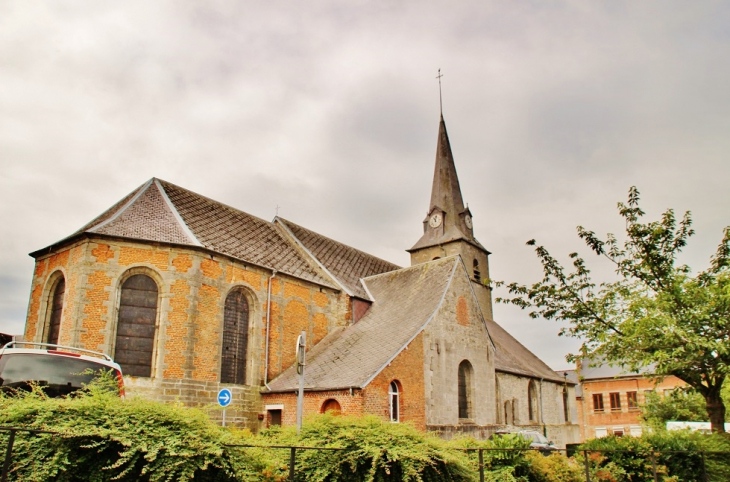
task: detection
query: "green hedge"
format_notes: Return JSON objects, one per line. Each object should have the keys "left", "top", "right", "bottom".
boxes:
{"left": 3, "top": 377, "right": 730, "bottom": 481}
{"left": 578, "top": 430, "right": 730, "bottom": 482}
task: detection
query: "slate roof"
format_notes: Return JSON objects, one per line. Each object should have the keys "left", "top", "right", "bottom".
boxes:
{"left": 266, "top": 256, "right": 461, "bottom": 392}
{"left": 32, "top": 179, "right": 336, "bottom": 289}
{"left": 579, "top": 357, "right": 651, "bottom": 380}
{"left": 487, "top": 319, "right": 565, "bottom": 383}
{"left": 276, "top": 217, "right": 400, "bottom": 300}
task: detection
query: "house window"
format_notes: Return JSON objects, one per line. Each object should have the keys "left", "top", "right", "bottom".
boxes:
{"left": 627, "top": 391, "right": 639, "bottom": 411}
{"left": 321, "top": 399, "right": 342, "bottom": 415}
{"left": 612, "top": 427, "right": 624, "bottom": 437}
{"left": 593, "top": 393, "right": 604, "bottom": 412}
{"left": 268, "top": 410, "right": 282, "bottom": 426}
{"left": 389, "top": 381, "right": 400, "bottom": 422}
{"left": 609, "top": 392, "right": 621, "bottom": 411}
{"left": 46, "top": 277, "right": 65, "bottom": 345}
{"left": 221, "top": 288, "right": 249, "bottom": 385}
{"left": 458, "top": 360, "right": 473, "bottom": 419}
{"left": 115, "top": 274, "right": 158, "bottom": 377}
{"left": 595, "top": 427, "right": 608, "bottom": 438}
{"left": 473, "top": 259, "right": 481, "bottom": 282}
{"left": 562, "top": 387, "right": 570, "bottom": 422}
{"left": 528, "top": 380, "right": 539, "bottom": 422}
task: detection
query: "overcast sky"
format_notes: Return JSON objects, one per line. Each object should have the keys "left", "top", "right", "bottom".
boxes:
{"left": 2, "top": 1, "right": 729, "bottom": 370}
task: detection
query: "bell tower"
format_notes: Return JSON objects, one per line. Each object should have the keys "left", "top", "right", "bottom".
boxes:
{"left": 407, "top": 115, "right": 493, "bottom": 319}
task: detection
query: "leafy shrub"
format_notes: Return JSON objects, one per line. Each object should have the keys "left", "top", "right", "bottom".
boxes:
{"left": 259, "top": 414, "right": 474, "bottom": 482}
{"left": 578, "top": 431, "right": 730, "bottom": 482}
{"left": 448, "top": 433, "right": 531, "bottom": 481}
{"left": 0, "top": 376, "right": 269, "bottom": 481}
{"left": 524, "top": 451, "right": 582, "bottom": 482}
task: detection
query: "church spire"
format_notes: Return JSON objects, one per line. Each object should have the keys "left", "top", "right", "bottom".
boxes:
{"left": 430, "top": 114, "right": 466, "bottom": 221}
{"left": 408, "top": 114, "right": 483, "bottom": 253}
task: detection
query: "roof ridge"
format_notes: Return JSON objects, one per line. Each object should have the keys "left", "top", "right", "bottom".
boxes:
{"left": 360, "top": 257, "right": 460, "bottom": 388}
{"left": 274, "top": 217, "right": 353, "bottom": 297}
{"left": 153, "top": 179, "right": 202, "bottom": 247}
{"left": 156, "top": 178, "right": 278, "bottom": 228}
{"left": 276, "top": 217, "right": 401, "bottom": 270}
{"left": 362, "top": 255, "right": 459, "bottom": 283}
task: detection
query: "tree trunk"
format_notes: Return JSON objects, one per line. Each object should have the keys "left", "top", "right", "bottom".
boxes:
{"left": 704, "top": 391, "right": 726, "bottom": 433}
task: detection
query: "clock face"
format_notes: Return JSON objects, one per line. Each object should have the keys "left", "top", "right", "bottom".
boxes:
{"left": 464, "top": 215, "right": 472, "bottom": 229}
{"left": 429, "top": 213, "right": 442, "bottom": 228}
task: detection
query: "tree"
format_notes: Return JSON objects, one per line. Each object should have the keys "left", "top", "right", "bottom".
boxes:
{"left": 641, "top": 389, "right": 710, "bottom": 431}
{"left": 497, "top": 187, "right": 730, "bottom": 432}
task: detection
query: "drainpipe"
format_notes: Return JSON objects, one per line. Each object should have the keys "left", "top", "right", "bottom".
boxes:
{"left": 264, "top": 269, "right": 277, "bottom": 390}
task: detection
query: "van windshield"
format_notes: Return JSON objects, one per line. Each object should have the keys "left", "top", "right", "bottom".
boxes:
{"left": 0, "top": 353, "right": 116, "bottom": 397}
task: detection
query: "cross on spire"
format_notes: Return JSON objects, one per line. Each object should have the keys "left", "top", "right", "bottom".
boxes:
{"left": 436, "top": 68, "right": 443, "bottom": 114}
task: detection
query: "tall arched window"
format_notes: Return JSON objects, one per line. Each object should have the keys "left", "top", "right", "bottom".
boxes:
{"left": 458, "top": 360, "right": 473, "bottom": 420}
{"left": 473, "top": 259, "right": 481, "bottom": 282}
{"left": 221, "top": 288, "right": 249, "bottom": 384}
{"left": 46, "top": 276, "right": 65, "bottom": 345}
{"left": 389, "top": 381, "right": 400, "bottom": 422}
{"left": 563, "top": 387, "right": 570, "bottom": 422}
{"left": 495, "top": 378, "right": 502, "bottom": 424}
{"left": 115, "top": 274, "right": 158, "bottom": 377}
{"left": 528, "top": 380, "right": 539, "bottom": 423}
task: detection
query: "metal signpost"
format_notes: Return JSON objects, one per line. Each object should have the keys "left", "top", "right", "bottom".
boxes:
{"left": 296, "top": 331, "right": 306, "bottom": 434}
{"left": 218, "top": 388, "right": 232, "bottom": 427}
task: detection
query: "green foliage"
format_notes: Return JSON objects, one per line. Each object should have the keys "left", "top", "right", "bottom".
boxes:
{"left": 523, "top": 451, "right": 583, "bottom": 482}
{"left": 258, "top": 414, "right": 474, "bottom": 482}
{"left": 641, "top": 389, "right": 709, "bottom": 430}
{"left": 578, "top": 431, "right": 730, "bottom": 482}
{"left": 0, "top": 375, "right": 269, "bottom": 481}
{"left": 448, "top": 433, "right": 531, "bottom": 480}
{"left": 497, "top": 186, "right": 730, "bottom": 432}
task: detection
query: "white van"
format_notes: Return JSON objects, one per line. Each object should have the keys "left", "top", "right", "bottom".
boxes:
{"left": 0, "top": 342, "right": 124, "bottom": 398}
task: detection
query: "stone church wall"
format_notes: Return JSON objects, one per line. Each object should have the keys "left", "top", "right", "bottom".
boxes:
{"left": 25, "top": 236, "right": 349, "bottom": 432}
{"left": 422, "top": 267, "right": 496, "bottom": 428}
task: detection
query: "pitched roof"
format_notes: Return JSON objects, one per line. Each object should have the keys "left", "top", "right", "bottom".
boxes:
{"left": 488, "top": 318, "right": 564, "bottom": 383}
{"left": 276, "top": 217, "right": 400, "bottom": 300}
{"left": 32, "top": 179, "right": 336, "bottom": 289}
{"left": 579, "top": 357, "right": 651, "bottom": 380}
{"left": 266, "top": 256, "right": 461, "bottom": 392}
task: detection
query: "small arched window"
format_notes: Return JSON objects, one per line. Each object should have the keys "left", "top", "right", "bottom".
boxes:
{"left": 116, "top": 274, "right": 158, "bottom": 377}
{"left": 504, "top": 400, "right": 513, "bottom": 425}
{"left": 389, "top": 381, "right": 400, "bottom": 422}
{"left": 46, "top": 276, "right": 65, "bottom": 345}
{"left": 458, "top": 360, "right": 473, "bottom": 420}
{"left": 321, "top": 399, "right": 341, "bottom": 415}
{"left": 528, "top": 380, "right": 539, "bottom": 423}
{"left": 473, "top": 259, "right": 481, "bottom": 282}
{"left": 221, "top": 288, "right": 250, "bottom": 385}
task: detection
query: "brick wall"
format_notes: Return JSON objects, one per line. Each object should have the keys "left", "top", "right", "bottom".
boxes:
{"left": 25, "top": 236, "right": 348, "bottom": 430}
{"left": 579, "top": 375, "right": 685, "bottom": 440}
{"left": 262, "top": 390, "right": 364, "bottom": 427}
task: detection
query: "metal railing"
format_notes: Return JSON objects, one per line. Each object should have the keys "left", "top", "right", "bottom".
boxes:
{"left": 2, "top": 426, "right": 729, "bottom": 481}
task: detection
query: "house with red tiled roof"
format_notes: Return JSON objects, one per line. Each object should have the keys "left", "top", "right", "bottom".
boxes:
{"left": 22, "top": 115, "right": 580, "bottom": 446}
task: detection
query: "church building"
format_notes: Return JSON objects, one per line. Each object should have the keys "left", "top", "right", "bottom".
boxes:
{"left": 23, "top": 115, "right": 579, "bottom": 445}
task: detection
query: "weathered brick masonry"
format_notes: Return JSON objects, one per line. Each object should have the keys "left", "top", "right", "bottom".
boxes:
{"left": 26, "top": 236, "right": 346, "bottom": 431}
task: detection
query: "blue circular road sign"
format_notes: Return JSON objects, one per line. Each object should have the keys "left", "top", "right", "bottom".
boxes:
{"left": 217, "top": 388, "right": 232, "bottom": 407}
